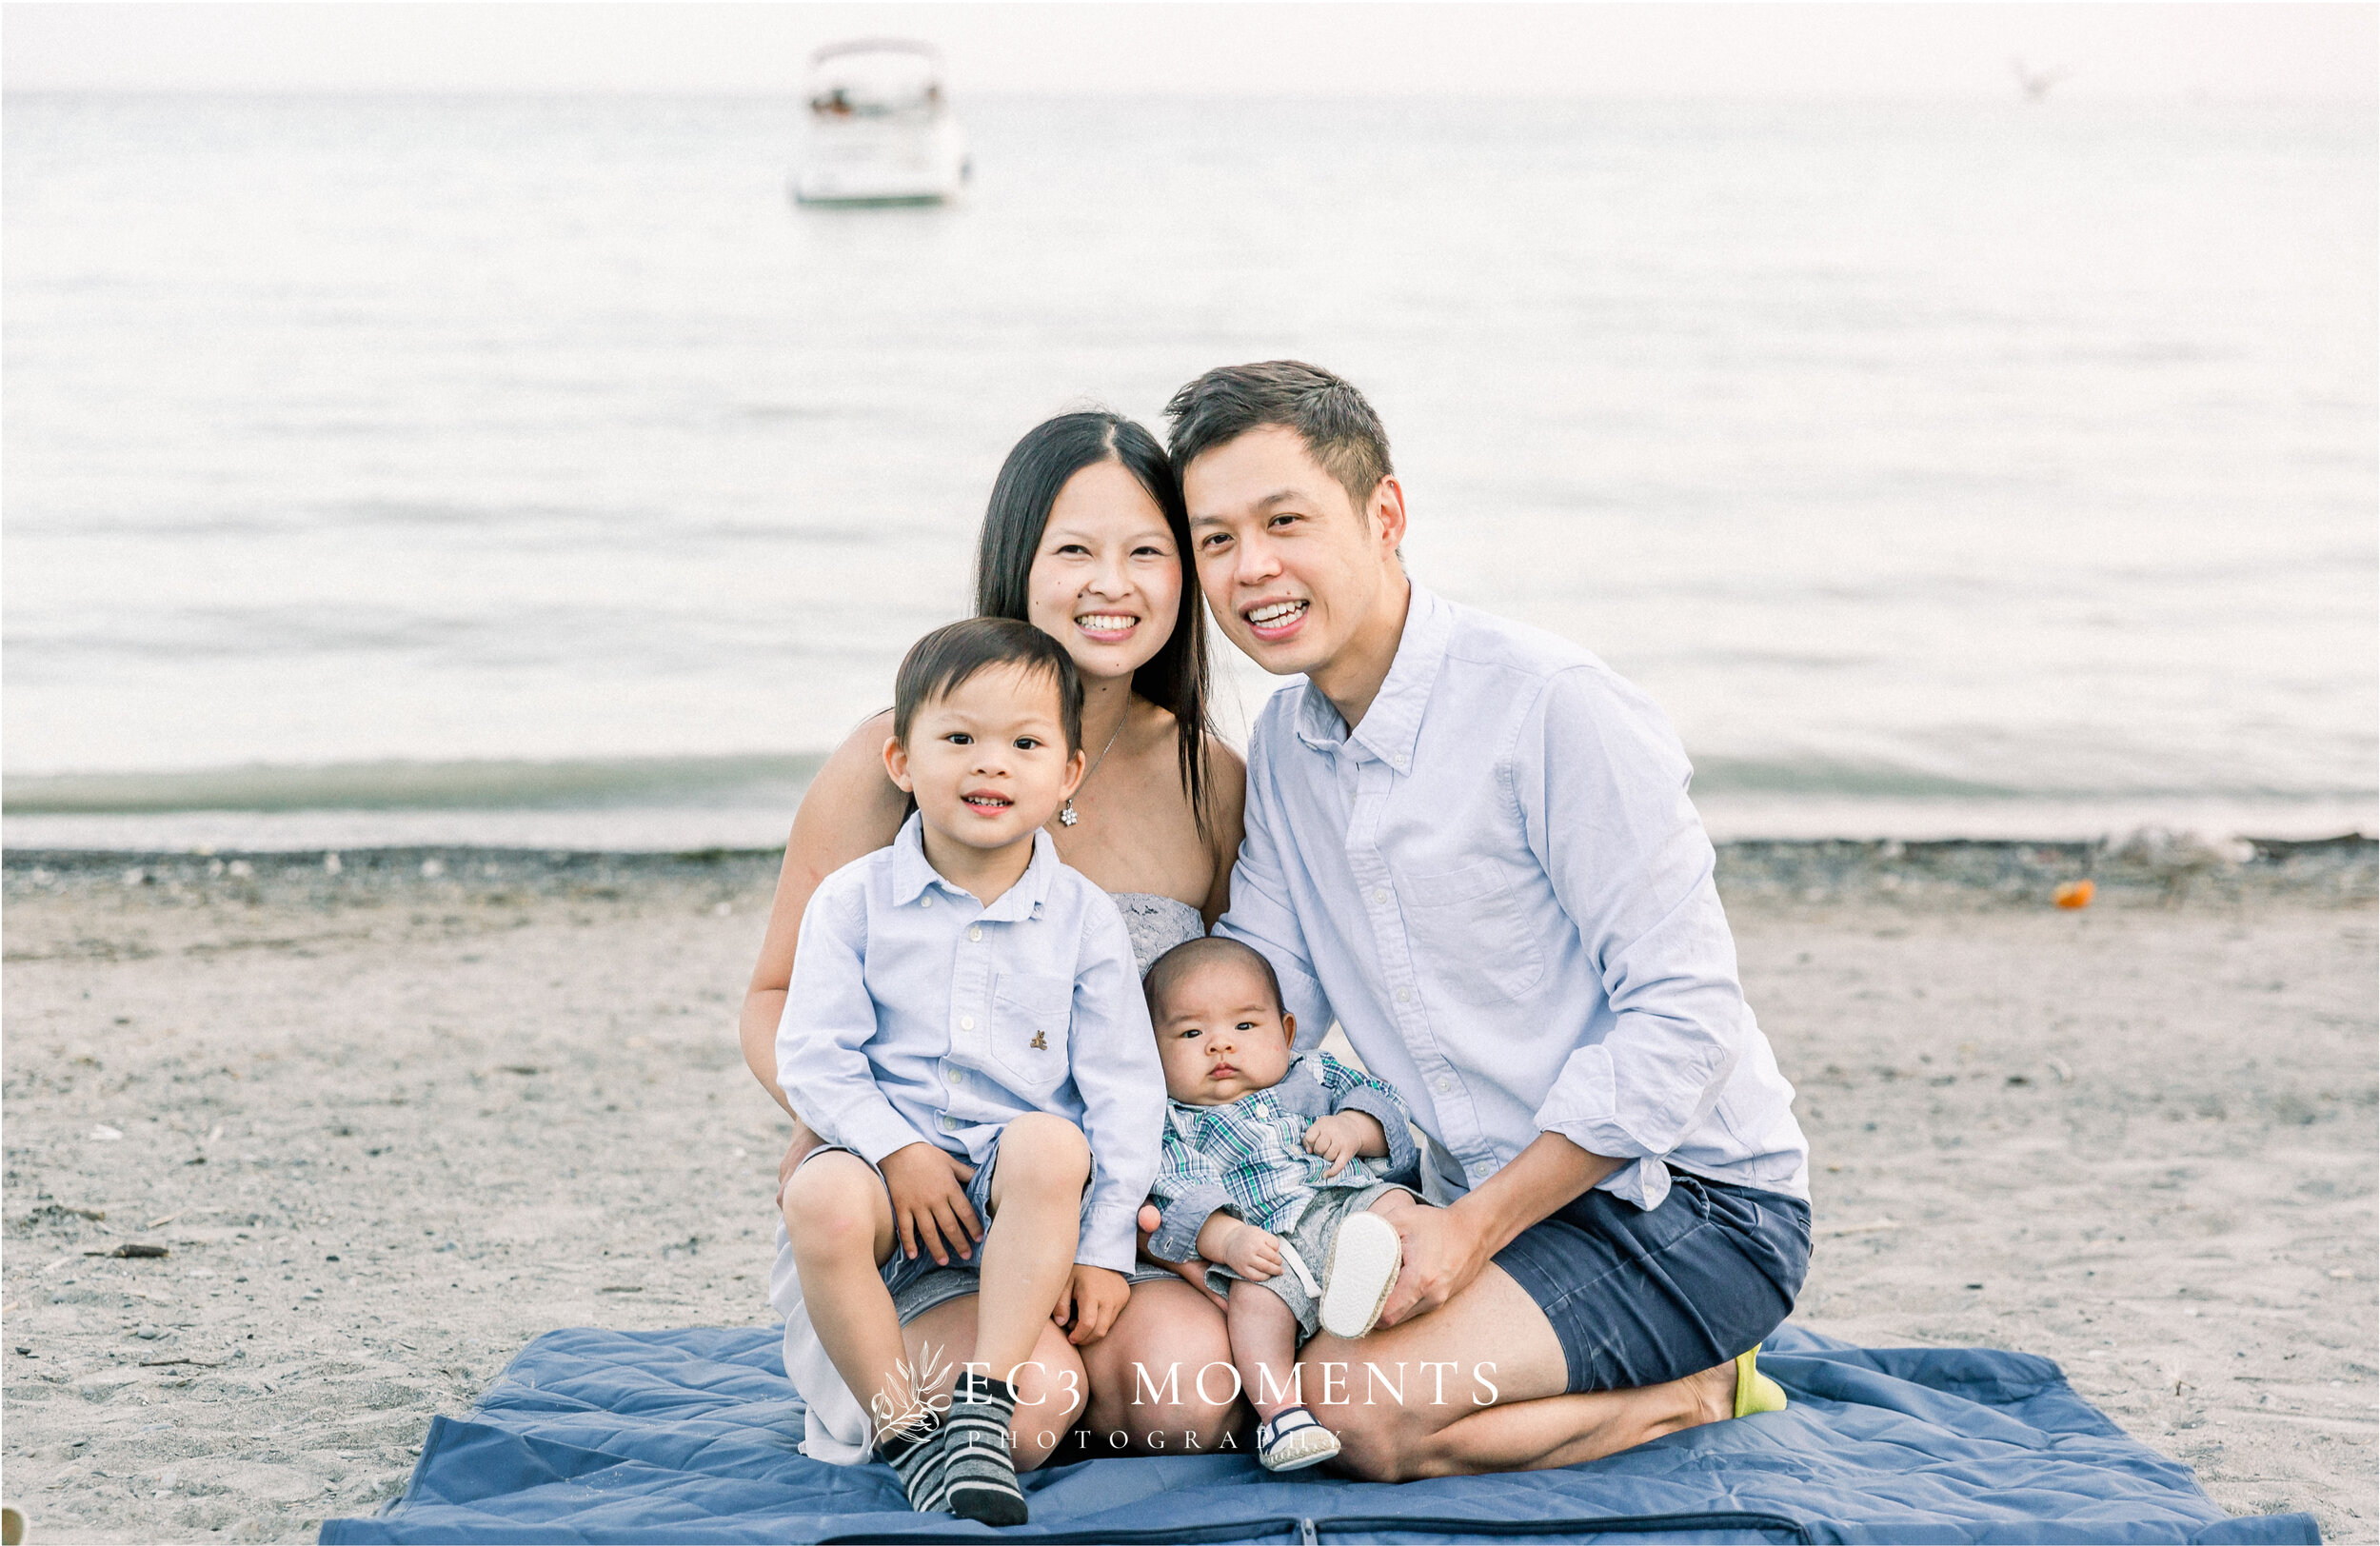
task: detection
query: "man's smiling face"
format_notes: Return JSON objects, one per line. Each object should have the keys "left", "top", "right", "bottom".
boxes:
{"left": 1184, "top": 425, "right": 1404, "bottom": 682}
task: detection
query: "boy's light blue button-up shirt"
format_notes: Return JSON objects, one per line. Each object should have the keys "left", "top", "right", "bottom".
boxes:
{"left": 1218, "top": 583, "right": 1809, "bottom": 1214}
{"left": 776, "top": 813, "right": 1164, "bottom": 1272}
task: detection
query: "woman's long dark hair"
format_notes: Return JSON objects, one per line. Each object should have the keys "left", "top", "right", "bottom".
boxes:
{"left": 975, "top": 411, "right": 1214, "bottom": 835}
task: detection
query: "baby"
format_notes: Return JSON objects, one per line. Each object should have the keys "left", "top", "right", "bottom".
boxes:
{"left": 776, "top": 617, "right": 1163, "bottom": 1526}
{"left": 1140, "top": 936, "right": 1427, "bottom": 1472}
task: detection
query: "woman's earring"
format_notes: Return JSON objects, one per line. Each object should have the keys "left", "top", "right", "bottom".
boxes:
{"left": 1058, "top": 800, "right": 1080, "bottom": 827}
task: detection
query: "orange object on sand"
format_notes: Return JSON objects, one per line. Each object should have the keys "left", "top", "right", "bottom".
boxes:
{"left": 2053, "top": 880, "right": 2095, "bottom": 909}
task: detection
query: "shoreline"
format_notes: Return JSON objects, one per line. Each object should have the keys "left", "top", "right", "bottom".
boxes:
{"left": 7, "top": 833, "right": 2372, "bottom": 913}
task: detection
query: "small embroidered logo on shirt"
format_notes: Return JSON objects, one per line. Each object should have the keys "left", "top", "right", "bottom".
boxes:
{"left": 1029, "top": 1030, "right": 1047, "bottom": 1050}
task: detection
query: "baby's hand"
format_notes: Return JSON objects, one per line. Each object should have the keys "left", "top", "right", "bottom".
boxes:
{"left": 1217, "top": 1220, "right": 1284, "bottom": 1280}
{"left": 1303, "top": 1112, "right": 1383, "bottom": 1178}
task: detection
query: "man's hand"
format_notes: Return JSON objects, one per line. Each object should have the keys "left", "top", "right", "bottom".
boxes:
{"left": 1376, "top": 1201, "right": 1493, "bottom": 1328}
{"left": 1202, "top": 1217, "right": 1284, "bottom": 1281}
{"left": 1053, "top": 1264, "right": 1130, "bottom": 1346}
{"left": 878, "top": 1142, "right": 981, "bottom": 1266}
{"left": 1302, "top": 1111, "right": 1387, "bottom": 1178}
{"left": 1139, "top": 1202, "right": 1227, "bottom": 1311}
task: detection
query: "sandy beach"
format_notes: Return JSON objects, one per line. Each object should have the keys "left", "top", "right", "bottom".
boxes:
{"left": 2, "top": 840, "right": 2372, "bottom": 1541}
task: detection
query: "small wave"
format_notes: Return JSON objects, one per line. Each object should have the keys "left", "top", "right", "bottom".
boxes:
{"left": 1687, "top": 756, "right": 2377, "bottom": 803}
{"left": 1691, "top": 757, "right": 2026, "bottom": 800}
{"left": 2, "top": 754, "right": 829, "bottom": 815}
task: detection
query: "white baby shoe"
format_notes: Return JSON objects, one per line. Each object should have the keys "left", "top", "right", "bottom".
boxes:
{"left": 1257, "top": 1404, "right": 1341, "bottom": 1472}
{"left": 1319, "top": 1209, "right": 1403, "bottom": 1340}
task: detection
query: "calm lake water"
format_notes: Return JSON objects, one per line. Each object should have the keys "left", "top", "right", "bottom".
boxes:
{"left": 5, "top": 93, "right": 2373, "bottom": 848}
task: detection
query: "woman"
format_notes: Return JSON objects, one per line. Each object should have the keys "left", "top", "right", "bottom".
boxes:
{"left": 740, "top": 410, "right": 1246, "bottom": 1460}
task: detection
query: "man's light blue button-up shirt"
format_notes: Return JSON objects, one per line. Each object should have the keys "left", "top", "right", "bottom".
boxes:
{"left": 1218, "top": 583, "right": 1809, "bottom": 1213}
{"left": 776, "top": 813, "right": 1164, "bottom": 1272}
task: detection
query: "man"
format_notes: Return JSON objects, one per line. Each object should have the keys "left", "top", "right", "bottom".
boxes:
{"left": 1172, "top": 362, "right": 1811, "bottom": 1480}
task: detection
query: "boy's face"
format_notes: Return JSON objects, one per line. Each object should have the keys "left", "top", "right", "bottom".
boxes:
{"left": 1151, "top": 958, "right": 1297, "bottom": 1105}
{"left": 884, "top": 664, "right": 1085, "bottom": 854}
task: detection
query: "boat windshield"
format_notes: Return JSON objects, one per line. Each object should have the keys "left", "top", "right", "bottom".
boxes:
{"left": 806, "top": 42, "right": 945, "bottom": 119}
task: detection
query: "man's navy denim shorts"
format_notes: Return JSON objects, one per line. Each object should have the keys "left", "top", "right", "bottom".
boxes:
{"left": 1491, "top": 1168, "right": 1812, "bottom": 1394}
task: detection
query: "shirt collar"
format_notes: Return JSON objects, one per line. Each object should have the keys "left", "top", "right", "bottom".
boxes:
{"left": 1293, "top": 581, "right": 1452, "bottom": 776}
{"left": 885, "top": 809, "right": 1057, "bottom": 922}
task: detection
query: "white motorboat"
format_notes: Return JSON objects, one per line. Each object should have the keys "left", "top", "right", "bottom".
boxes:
{"left": 790, "top": 40, "right": 970, "bottom": 207}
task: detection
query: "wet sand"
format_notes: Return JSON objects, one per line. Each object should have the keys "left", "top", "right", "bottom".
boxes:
{"left": 2, "top": 842, "right": 2372, "bottom": 1541}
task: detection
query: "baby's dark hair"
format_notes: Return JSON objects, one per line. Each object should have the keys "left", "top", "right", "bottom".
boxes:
{"left": 1144, "top": 936, "right": 1284, "bottom": 1019}
{"left": 892, "top": 617, "right": 1084, "bottom": 753}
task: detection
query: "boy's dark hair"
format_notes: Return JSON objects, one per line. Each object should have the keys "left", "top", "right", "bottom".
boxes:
{"left": 1144, "top": 936, "right": 1285, "bottom": 1021}
{"left": 892, "top": 617, "right": 1084, "bottom": 753}
{"left": 1162, "top": 361, "right": 1393, "bottom": 515}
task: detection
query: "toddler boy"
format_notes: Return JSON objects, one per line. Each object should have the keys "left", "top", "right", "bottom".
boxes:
{"left": 776, "top": 618, "right": 1163, "bottom": 1525}
{"left": 1141, "top": 936, "right": 1425, "bottom": 1472}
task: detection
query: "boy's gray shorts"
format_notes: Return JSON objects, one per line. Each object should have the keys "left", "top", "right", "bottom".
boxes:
{"left": 1206, "top": 1181, "right": 1414, "bottom": 1340}
{"left": 788, "top": 1136, "right": 1175, "bottom": 1326}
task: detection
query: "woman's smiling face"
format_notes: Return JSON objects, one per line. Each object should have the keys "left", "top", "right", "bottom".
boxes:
{"left": 1026, "top": 459, "right": 1183, "bottom": 684}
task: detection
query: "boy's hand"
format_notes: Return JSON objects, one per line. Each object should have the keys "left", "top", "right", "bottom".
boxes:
{"left": 879, "top": 1142, "right": 981, "bottom": 1266}
{"left": 1303, "top": 1111, "right": 1387, "bottom": 1178}
{"left": 1210, "top": 1219, "right": 1284, "bottom": 1281}
{"left": 1054, "top": 1264, "right": 1129, "bottom": 1346}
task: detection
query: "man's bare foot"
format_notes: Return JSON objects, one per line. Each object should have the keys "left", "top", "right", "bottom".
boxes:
{"left": 1686, "top": 1359, "right": 1737, "bottom": 1426}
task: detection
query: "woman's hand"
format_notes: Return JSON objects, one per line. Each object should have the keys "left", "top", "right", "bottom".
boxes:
{"left": 1138, "top": 1203, "right": 1227, "bottom": 1311}
{"left": 1375, "top": 1203, "right": 1493, "bottom": 1328}
{"left": 878, "top": 1141, "right": 982, "bottom": 1266}
{"left": 1301, "top": 1112, "right": 1386, "bottom": 1178}
{"left": 1054, "top": 1265, "right": 1130, "bottom": 1346}
{"left": 776, "top": 1120, "right": 826, "bottom": 1196}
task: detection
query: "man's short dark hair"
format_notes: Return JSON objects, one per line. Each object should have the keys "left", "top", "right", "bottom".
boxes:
{"left": 1163, "top": 361, "right": 1393, "bottom": 515}
{"left": 892, "top": 617, "right": 1083, "bottom": 753}
{"left": 1144, "top": 936, "right": 1286, "bottom": 1020}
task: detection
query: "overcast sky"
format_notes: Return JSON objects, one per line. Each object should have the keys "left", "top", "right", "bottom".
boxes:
{"left": 3, "top": 2, "right": 2373, "bottom": 99}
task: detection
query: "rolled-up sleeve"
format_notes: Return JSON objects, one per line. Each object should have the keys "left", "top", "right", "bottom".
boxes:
{"left": 778, "top": 880, "right": 926, "bottom": 1166}
{"left": 1216, "top": 716, "right": 1335, "bottom": 1052}
{"left": 1067, "top": 902, "right": 1166, "bottom": 1273}
{"left": 1312, "top": 1053, "right": 1418, "bottom": 1184}
{"left": 1516, "top": 667, "right": 1750, "bottom": 1208}
{"left": 1145, "top": 1121, "right": 1236, "bottom": 1264}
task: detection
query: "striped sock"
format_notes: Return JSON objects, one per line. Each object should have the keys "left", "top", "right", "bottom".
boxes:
{"left": 879, "top": 1409, "right": 949, "bottom": 1514}
{"left": 940, "top": 1371, "right": 1027, "bottom": 1526}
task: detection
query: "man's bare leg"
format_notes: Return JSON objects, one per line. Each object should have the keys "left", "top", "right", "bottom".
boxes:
{"left": 1225, "top": 1281, "right": 1304, "bottom": 1422}
{"left": 1302, "top": 1260, "right": 1734, "bottom": 1480}
{"left": 781, "top": 1152, "right": 917, "bottom": 1433}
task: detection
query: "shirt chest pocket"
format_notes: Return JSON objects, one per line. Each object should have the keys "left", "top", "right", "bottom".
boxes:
{"left": 1398, "top": 859, "right": 1546, "bottom": 1006}
{"left": 989, "top": 971, "right": 1072, "bottom": 1095}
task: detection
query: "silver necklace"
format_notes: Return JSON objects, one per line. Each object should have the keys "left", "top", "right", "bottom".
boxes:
{"left": 1058, "top": 711, "right": 1127, "bottom": 828}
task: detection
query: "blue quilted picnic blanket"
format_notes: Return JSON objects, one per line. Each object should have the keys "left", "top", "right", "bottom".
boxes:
{"left": 320, "top": 1323, "right": 2316, "bottom": 1544}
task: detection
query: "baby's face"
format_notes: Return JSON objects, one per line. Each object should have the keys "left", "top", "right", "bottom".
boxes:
{"left": 1151, "top": 958, "right": 1295, "bottom": 1105}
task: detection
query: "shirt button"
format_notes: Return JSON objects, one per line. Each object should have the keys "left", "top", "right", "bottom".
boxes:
{"left": 1435, "top": 1076, "right": 1453, "bottom": 1093}
{"left": 1372, "top": 888, "right": 1390, "bottom": 905}
{"left": 968, "top": 926, "right": 982, "bottom": 942}
{"left": 947, "top": 1068, "right": 964, "bottom": 1085}
{"left": 921, "top": 896, "right": 933, "bottom": 908}
{"left": 1396, "top": 987, "right": 1412, "bottom": 1003}
{"left": 942, "top": 1114, "right": 963, "bottom": 1132}
{"left": 960, "top": 1016, "right": 975, "bottom": 1032}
